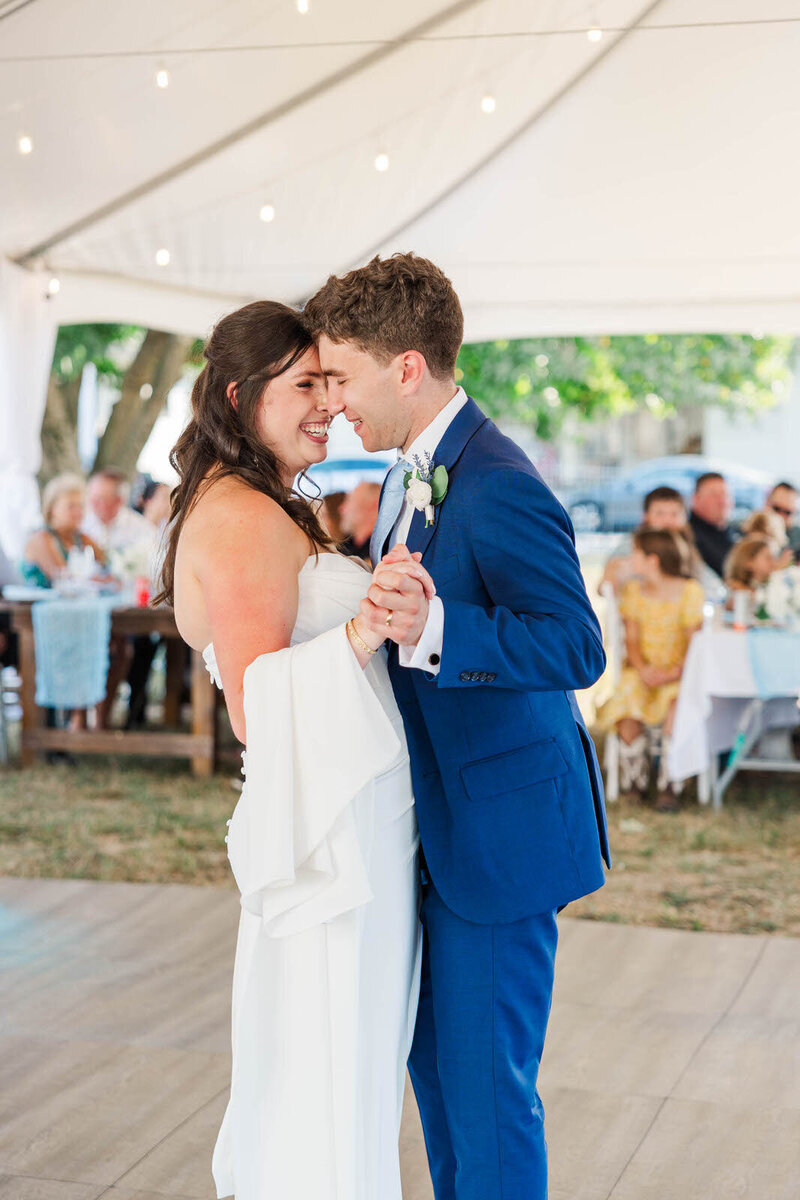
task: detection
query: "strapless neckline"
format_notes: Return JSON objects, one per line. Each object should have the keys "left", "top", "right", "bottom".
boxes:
{"left": 202, "top": 552, "right": 371, "bottom": 680}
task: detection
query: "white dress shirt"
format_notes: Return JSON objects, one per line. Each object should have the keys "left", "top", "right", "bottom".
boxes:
{"left": 390, "top": 387, "right": 469, "bottom": 675}
{"left": 82, "top": 505, "right": 156, "bottom": 555}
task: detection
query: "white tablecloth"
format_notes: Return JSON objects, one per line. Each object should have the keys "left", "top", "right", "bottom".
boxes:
{"left": 669, "top": 629, "right": 800, "bottom": 782}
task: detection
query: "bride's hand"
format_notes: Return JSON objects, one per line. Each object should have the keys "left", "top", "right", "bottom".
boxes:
{"left": 373, "top": 551, "right": 436, "bottom": 601}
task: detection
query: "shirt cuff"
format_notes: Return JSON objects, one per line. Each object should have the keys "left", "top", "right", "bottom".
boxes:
{"left": 398, "top": 595, "right": 443, "bottom": 674}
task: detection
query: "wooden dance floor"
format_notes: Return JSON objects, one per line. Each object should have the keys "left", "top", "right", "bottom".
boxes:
{"left": 1, "top": 877, "right": 798, "bottom": 1200}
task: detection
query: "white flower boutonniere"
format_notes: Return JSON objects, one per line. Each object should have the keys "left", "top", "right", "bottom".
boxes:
{"left": 403, "top": 453, "right": 449, "bottom": 527}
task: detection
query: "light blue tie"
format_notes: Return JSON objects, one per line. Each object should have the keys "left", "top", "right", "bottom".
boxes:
{"left": 370, "top": 460, "right": 408, "bottom": 566}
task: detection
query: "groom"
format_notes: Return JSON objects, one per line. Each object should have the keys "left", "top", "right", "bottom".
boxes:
{"left": 305, "top": 254, "right": 610, "bottom": 1200}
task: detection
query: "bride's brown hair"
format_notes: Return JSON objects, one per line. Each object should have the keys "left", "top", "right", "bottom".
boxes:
{"left": 155, "top": 300, "right": 332, "bottom": 606}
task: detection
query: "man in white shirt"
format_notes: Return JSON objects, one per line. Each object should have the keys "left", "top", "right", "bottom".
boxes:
{"left": 82, "top": 468, "right": 156, "bottom": 556}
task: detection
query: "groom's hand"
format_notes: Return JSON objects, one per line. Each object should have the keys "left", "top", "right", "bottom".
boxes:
{"left": 361, "top": 557, "right": 433, "bottom": 646}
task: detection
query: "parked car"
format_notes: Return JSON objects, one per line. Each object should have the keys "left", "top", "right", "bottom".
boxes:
{"left": 560, "top": 455, "right": 776, "bottom": 532}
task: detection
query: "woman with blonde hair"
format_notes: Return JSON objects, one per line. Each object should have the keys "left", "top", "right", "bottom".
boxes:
{"left": 724, "top": 533, "right": 778, "bottom": 595}
{"left": 20, "top": 474, "right": 105, "bottom": 588}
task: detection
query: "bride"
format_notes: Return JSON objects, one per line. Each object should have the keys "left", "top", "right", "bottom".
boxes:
{"left": 156, "top": 301, "right": 425, "bottom": 1199}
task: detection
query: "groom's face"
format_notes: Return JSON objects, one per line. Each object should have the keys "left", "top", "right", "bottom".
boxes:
{"left": 318, "top": 335, "right": 408, "bottom": 452}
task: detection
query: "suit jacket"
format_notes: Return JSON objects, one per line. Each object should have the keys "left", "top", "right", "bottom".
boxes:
{"left": 386, "top": 397, "right": 610, "bottom": 924}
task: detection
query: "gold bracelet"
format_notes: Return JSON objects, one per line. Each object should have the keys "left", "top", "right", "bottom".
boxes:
{"left": 347, "top": 618, "right": 379, "bottom": 656}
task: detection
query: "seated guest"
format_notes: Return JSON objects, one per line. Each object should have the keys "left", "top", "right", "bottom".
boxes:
{"left": 741, "top": 508, "right": 793, "bottom": 567}
{"left": 319, "top": 491, "right": 346, "bottom": 543}
{"left": 767, "top": 481, "right": 800, "bottom": 562}
{"left": 597, "top": 527, "right": 704, "bottom": 812}
{"left": 137, "top": 480, "right": 171, "bottom": 528}
{"left": 20, "top": 474, "right": 105, "bottom": 587}
{"left": 689, "top": 472, "right": 735, "bottom": 579}
{"left": 600, "top": 486, "right": 688, "bottom": 593}
{"left": 339, "top": 481, "right": 381, "bottom": 560}
{"left": 82, "top": 467, "right": 156, "bottom": 555}
{"left": 20, "top": 475, "right": 107, "bottom": 733}
{"left": 724, "top": 534, "right": 778, "bottom": 598}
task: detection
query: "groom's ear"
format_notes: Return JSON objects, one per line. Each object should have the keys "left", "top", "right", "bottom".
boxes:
{"left": 398, "top": 351, "right": 426, "bottom": 394}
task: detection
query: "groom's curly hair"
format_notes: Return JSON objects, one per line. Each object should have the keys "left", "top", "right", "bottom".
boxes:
{"left": 303, "top": 252, "right": 464, "bottom": 380}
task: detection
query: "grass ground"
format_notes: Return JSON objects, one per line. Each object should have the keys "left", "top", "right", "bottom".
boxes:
{"left": 0, "top": 757, "right": 798, "bottom": 935}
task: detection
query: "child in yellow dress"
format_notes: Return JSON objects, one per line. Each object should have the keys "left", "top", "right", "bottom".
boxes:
{"left": 598, "top": 527, "right": 704, "bottom": 810}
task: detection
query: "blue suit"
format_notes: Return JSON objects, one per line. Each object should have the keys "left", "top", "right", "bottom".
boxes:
{"left": 383, "top": 398, "right": 610, "bottom": 1199}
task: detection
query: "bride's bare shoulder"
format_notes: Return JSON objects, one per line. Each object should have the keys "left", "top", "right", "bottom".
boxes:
{"left": 181, "top": 475, "right": 306, "bottom": 569}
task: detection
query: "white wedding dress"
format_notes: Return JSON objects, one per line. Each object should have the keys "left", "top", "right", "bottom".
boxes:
{"left": 203, "top": 553, "right": 421, "bottom": 1200}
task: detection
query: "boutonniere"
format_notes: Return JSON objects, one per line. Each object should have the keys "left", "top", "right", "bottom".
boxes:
{"left": 403, "top": 454, "right": 449, "bottom": 527}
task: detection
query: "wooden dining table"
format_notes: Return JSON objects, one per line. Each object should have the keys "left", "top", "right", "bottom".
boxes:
{"left": 0, "top": 600, "right": 217, "bottom": 777}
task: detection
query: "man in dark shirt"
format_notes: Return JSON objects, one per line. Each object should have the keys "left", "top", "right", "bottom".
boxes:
{"left": 689, "top": 472, "right": 735, "bottom": 578}
{"left": 767, "top": 480, "right": 800, "bottom": 563}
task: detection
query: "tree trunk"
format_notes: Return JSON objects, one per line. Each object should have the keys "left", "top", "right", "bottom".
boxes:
{"left": 38, "top": 375, "right": 82, "bottom": 487}
{"left": 93, "top": 329, "right": 192, "bottom": 478}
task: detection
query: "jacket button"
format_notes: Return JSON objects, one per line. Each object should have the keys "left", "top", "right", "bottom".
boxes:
{"left": 429, "top": 653, "right": 440, "bottom": 666}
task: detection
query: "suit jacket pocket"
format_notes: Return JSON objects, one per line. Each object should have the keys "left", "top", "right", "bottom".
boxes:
{"left": 460, "top": 737, "right": 568, "bottom": 801}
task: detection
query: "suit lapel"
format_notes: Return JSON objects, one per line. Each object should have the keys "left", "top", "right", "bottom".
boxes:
{"left": 405, "top": 397, "right": 487, "bottom": 559}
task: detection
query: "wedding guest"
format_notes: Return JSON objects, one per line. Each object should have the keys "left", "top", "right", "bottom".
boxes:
{"left": 597, "top": 527, "right": 704, "bottom": 812}
{"left": 339, "top": 481, "right": 381, "bottom": 560}
{"left": 741, "top": 508, "right": 793, "bottom": 567}
{"left": 724, "top": 534, "right": 778, "bottom": 598}
{"left": 20, "top": 475, "right": 107, "bottom": 734}
{"left": 319, "top": 491, "right": 346, "bottom": 543}
{"left": 126, "top": 480, "right": 173, "bottom": 730}
{"left": 600, "top": 486, "right": 687, "bottom": 593}
{"left": 83, "top": 467, "right": 156, "bottom": 555}
{"left": 20, "top": 474, "right": 105, "bottom": 587}
{"left": 767, "top": 481, "right": 800, "bottom": 562}
{"left": 689, "top": 472, "right": 735, "bottom": 578}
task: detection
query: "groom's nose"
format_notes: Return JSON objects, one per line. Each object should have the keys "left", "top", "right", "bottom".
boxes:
{"left": 325, "top": 391, "right": 346, "bottom": 417}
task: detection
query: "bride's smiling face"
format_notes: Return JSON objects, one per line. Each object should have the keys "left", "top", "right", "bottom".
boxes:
{"left": 255, "top": 346, "right": 330, "bottom": 482}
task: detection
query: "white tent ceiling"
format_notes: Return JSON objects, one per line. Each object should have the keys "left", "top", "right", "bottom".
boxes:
{"left": 4, "top": 0, "right": 800, "bottom": 340}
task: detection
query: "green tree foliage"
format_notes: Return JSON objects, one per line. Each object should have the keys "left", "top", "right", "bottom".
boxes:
{"left": 456, "top": 334, "right": 795, "bottom": 441}
{"left": 40, "top": 324, "right": 194, "bottom": 485}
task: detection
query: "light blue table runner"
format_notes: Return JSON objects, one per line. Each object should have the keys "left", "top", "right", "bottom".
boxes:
{"left": 32, "top": 596, "right": 118, "bottom": 708}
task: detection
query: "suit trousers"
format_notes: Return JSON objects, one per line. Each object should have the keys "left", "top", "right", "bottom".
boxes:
{"left": 408, "top": 881, "right": 558, "bottom": 1200}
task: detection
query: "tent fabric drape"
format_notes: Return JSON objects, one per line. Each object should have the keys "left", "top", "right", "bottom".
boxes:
{"left": 0, "top": 260, "right": 56, "bottom": 559}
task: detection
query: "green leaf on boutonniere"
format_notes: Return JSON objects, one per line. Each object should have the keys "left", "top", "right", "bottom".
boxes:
{"left": 430, "top": 464, "right": 449, "bottom": 505}
{"left": 403, "top": 470, "right": 413, "bottom": 488}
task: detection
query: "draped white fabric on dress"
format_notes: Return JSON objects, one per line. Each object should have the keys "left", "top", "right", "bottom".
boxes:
{"left": 205, "top": 554, "right": 421, "bottom": 1200}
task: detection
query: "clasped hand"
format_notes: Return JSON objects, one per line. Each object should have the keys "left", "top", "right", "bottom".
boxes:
{"left": 359, "top": 544, "right": 435, "bottom": 647}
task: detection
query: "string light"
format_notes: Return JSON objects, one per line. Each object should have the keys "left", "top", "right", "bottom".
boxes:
{"left": 155, "top": 248, "right": 170, "bottom": 266}
{"left": 296, "top": 0, "right": 310, "bottom": 12}
{"left": 156, "top": 66, "right": 170, "bottom": 88}
{"left": 47, "top": 277, "right": 60, "bottom": 296}
{"left": 587, "top": 26, "right": 603, "bottom": 42}
{"left": 480, "top": 93, "right": 496, "bottom": 114}
{"left": 18, "top": 133, "right": 33, "bottom": 154}
{"left": 259, "top": 202, "right": 275, "bottom": 222}
{"left": 374, "top": 151, "right": 390, "bottom": 172}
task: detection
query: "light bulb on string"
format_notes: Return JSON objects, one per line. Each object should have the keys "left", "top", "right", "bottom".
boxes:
{"left": 259, "top": 202, "right": 276, "bottom": 222}
{"left": 47, "top": 277, "right": 60, "bottom": 297}
{"left": 587, "top": 26, "right": 603, "bottom": 42}
{"left": 374, "top": 151, "right": 390, "bottom": 172}
{"left": 296, "top": 0, "right": 310, "bottom": 12}
{"left": 480, "top": 93, "right": 496, "bottom": 115}
{"left": 155, "top": 248, "right": 170, "bottom": 267}
{"left": 156, "top": 66, "right": 170, "bottom": 89}
{"left": 18, "top": 134, "right": 33, "bottom": 155}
